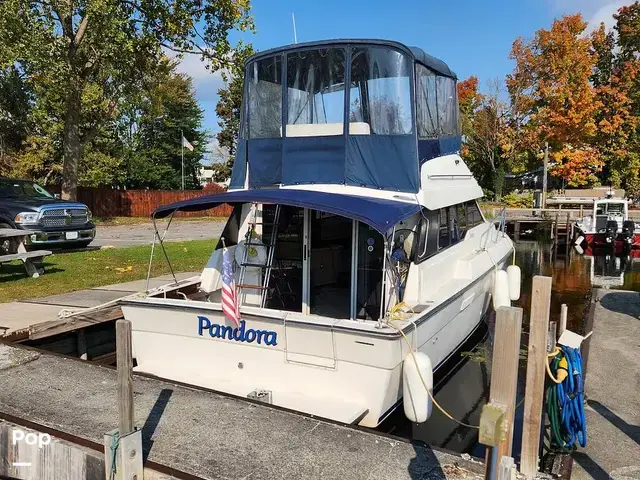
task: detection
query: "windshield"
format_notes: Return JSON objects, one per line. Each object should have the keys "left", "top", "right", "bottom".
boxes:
{"left": 245, "top": 45, "right": 413, "bottom": 138}
{"left": 0, "top": 179, "right": 55, "bottom": 199}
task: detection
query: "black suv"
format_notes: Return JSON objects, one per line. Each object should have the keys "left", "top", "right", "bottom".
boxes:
{"left": 0, "top": 177, "right": 96, "bottom": 252}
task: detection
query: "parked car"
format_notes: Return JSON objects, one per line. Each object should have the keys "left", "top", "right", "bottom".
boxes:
{"left": 0, "top": 177, "right": 96, "bottom": 253}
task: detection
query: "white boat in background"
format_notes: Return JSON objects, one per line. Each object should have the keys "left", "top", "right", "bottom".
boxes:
{"left": 121, "top": 39, "right": 517, "bottom": 428}
{"left": 574, "top": 196, "right": 640, "bottom": 250}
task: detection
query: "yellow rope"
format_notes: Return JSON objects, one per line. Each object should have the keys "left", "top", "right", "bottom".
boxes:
{"left": 386, "top": 309, "right": 479, "bottom": 429}
{"left": 545, "top": 347, "right": 564, "bottom": 384}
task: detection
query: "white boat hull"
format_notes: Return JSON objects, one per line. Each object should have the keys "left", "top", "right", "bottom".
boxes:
{"left": 122, "top": 231, "right": 511, "bottom": 427}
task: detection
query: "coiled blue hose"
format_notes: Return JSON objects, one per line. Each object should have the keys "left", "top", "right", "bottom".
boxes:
{"left": 546, "top": 345, "right": 587, "bottom": 450}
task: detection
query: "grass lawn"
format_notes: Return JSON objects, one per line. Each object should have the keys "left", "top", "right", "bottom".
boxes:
{"left": 93, "top": 216, "right": 226, "bottom": 226}
{"left": 0, "top": 239, "right": 215, "bottom": 303}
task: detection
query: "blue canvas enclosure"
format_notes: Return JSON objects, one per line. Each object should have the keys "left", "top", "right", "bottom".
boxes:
{"left": 152, "top": 189, "right": 421, "bottom": 234}
{"left": 229, "top": 39, "right": 461, "bottom": 192}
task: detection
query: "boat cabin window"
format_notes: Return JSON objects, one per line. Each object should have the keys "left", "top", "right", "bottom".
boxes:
{"left": 414, "top": 201, "right": 484, "bottom": 264}
{"left": 350, "top": 47, "right": 412, "bottom": 135}
{"left": 248, "top": 55, "right": 283, "bottom": 139}
{"left": 596, "top": 202, "right": 624, "bottom": 215}
{"left": 416, "top": 66, "right": 438, "bottom": 137}
{"left": 287, "top": 48, "right": 346, "bottom": 134}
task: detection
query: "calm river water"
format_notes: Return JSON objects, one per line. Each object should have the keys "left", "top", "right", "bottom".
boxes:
{"left": 379, "top": 239, "right": 640, "bottom": 454}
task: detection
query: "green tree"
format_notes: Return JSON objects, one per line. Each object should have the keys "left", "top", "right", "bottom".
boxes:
{"left": 214, "top": 42, "right": 254, "bottom": 181}
{"left": 126, "top": 63, "right": 208, "bottom": 189}
{"left": 0, "top": 0, "right": 252, "bottom": 199}
{"left": 0, "top": 66, "right": 32, "bottom": 174}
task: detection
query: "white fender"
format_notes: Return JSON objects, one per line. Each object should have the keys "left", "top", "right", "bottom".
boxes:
{"left": 403, "top": 352, "right": 433, "bottom": 423}
{"left": 492, "top": 269, "right": 510, "bottom": 310}
{"left": 574, "top": 235, "right": 584, "bottom": 246}
{"left": 507, "top": 265, "right": 521, "bottom": 301}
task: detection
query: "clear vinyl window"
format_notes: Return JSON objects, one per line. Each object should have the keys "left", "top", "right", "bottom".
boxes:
{"left": 350, "top": 47, "right": 412, "bottom": 135}
{"left": 247, "top": 55, "right": 283, "bottom": 139}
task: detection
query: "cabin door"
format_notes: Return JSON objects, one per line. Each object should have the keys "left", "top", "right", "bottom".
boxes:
{"left": 302, "top": 210, "right": 354, "bottom": 319}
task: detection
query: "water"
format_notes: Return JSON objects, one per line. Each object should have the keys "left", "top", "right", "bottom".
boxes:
{"left": 381, "top": 239, "right": 640, "bottom": 454}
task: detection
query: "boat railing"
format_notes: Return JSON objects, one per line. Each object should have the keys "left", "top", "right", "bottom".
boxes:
{"left": 481, "top": 206, "right": 506, "bottom": 249}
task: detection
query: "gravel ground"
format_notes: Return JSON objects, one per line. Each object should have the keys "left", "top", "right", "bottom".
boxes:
{"left": 92, "top": 220, "right": 225, "bottom": 248}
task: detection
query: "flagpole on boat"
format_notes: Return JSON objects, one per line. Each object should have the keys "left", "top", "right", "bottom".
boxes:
{"left": 181, "top": 129, "right": 185, "bottom": 190}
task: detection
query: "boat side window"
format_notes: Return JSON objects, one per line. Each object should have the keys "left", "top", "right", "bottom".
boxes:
{"left": 350, "top": 47, "right": 412, "bottom": 135}
{"left": 436, "top": 76, "right": 458, "bottom": 136}
{"left": 466, "top": 200, "right": 484, "bottom": 227}
{"left": 438, "top": 208, "right": 450, "bottom": 249}
{"left": 248, "top": 55, "right": 283, "bottom": 139}
{"left": 415, "top": 209, "right": 439, "bottom": 263}
{"left": 416, "top": 65, "right": 438, "bottom": 138}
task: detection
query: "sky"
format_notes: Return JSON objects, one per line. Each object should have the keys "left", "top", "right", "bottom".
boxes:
{"left": 175, "top": 0, "right": 633, "bottom": 158}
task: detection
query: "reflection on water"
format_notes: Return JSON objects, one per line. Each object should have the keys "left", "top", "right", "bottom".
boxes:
{"left": 514, "top": 241, "right": 640, "bottom": 331}
{"left": 381, "top": 240, "right": 640, "bottom": 454}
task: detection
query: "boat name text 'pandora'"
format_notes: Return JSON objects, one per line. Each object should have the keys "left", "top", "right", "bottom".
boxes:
{"left": 197, "top": 316, "right": 278, "bottom": 346}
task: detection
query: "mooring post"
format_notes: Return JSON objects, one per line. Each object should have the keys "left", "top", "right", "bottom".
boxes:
{"left": 565, "top": 213, "right": 571, "bottom": 256}
{"left": 481, "top": 306, "right": 523, "bottom": 479}
{"left": 117, "top": 319, "right": 134, "bottom": 435}
{"left": 104, "top": 319, "right": 142, "bottom": 480}
{"left": 520, "top": 276, "right": 552, "bottom": 478}
{"left": 76, "top": 330, "right": 88, "bottom": 360}
{"left": 553, "top": 213, "right": 559, "bottom": 257}
{"left": 547, "top": 321, "right": 557, "bottom": 351}
{"left": 559, "top": 304, "right": 568, "bottom": 338}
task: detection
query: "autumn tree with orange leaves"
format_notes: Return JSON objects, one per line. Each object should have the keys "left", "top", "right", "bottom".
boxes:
{"left": 506, "top": 14, "right": 603, "bottom": 187}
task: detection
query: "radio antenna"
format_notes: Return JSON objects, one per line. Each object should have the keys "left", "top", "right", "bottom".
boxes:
{"left": 292, "top": 13, "right": 298, "bottom": 44}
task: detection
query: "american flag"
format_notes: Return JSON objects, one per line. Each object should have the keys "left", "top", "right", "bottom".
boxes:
{"left": 221, "top": 246, "right": 240, "bottom": 326}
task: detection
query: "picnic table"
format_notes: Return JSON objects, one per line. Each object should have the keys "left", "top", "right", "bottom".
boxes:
{"left": 0, "top": 228, "right": 52, "bottom": 278}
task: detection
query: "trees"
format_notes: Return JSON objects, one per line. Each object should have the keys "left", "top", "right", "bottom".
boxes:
{"left": 126, "top": 63, "right": 208, "bottom": 189}
{"left": 214, "top": 42, "right": 254, "bottom": 181}
{"left": 458, "top": 78, "right": 511, "bottom": 200}
{"left": 0, "top": 67, "right": 31, "bottom": 175}
{"left": 507, "top": 14, "right": 602, "bottom": 187}
{"left": 0, "top": 0, "right": 252, "bottom": 199}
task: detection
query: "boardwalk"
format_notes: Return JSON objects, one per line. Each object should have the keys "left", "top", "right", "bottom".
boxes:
{"left": 572, "top": 289, "right": 640, "bottom": 479}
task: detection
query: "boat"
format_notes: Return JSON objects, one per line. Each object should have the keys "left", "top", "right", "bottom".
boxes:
{"left": 574, "top": 196, "right": 640, "bottom": 250}
{"left": 120, "top": 39, "right": 516, "bottom": 428}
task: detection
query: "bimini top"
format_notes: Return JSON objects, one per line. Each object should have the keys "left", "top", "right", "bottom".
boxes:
{"left": 152, "top": 189, "right": 420, "bottom": 234}
{"left": 229, "top": 39, "right": 462, "bottom": 194}
{"left": 246, "top": 39, "right": 457, "bottom": 79}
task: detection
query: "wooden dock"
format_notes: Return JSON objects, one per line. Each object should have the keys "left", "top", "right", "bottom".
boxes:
{"left": 0, "top": 341, "right": 488, "bottom": 480}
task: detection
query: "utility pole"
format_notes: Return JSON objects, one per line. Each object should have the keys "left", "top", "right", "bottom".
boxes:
{"left": 542, "top": 142, "right": 549, "bottom": 209}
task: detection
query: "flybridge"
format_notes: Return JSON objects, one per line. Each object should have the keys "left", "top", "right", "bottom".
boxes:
{"left": 229, "top": 39, "right": 463, "bottom": 194}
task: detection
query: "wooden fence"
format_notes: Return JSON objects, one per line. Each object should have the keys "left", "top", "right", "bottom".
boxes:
{"left": 47, "top": 185, "right": 233, "bottom": 218}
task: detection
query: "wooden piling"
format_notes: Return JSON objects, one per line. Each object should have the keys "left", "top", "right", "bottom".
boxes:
{"left": 488, "top": 306, "right": 523, "bottom": 462}
{"left": 116, "top": 319, "right": 134, "bottom": 436}
{"left": 553, "top": 213, "right": 559, "bottom": 257}
{"left": 105, "top": 319, "right": 143, "bottom": 480}
{"left": 547, "top": 321, "right": 557, "bottom": 351}
{"left": 520, "top": 276, "right": 552, "bottom": 478}
{"left": 559, "top": 304, "right": 568, "bottom": 338}
{"left": 514, "top": 222, "right": 521, "bottom": 242}
{"left": 565, "top": 213, "right": 571, "bottom": 256}
{"left": 77, "top": 330, "right": 88, "bottom": 361}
